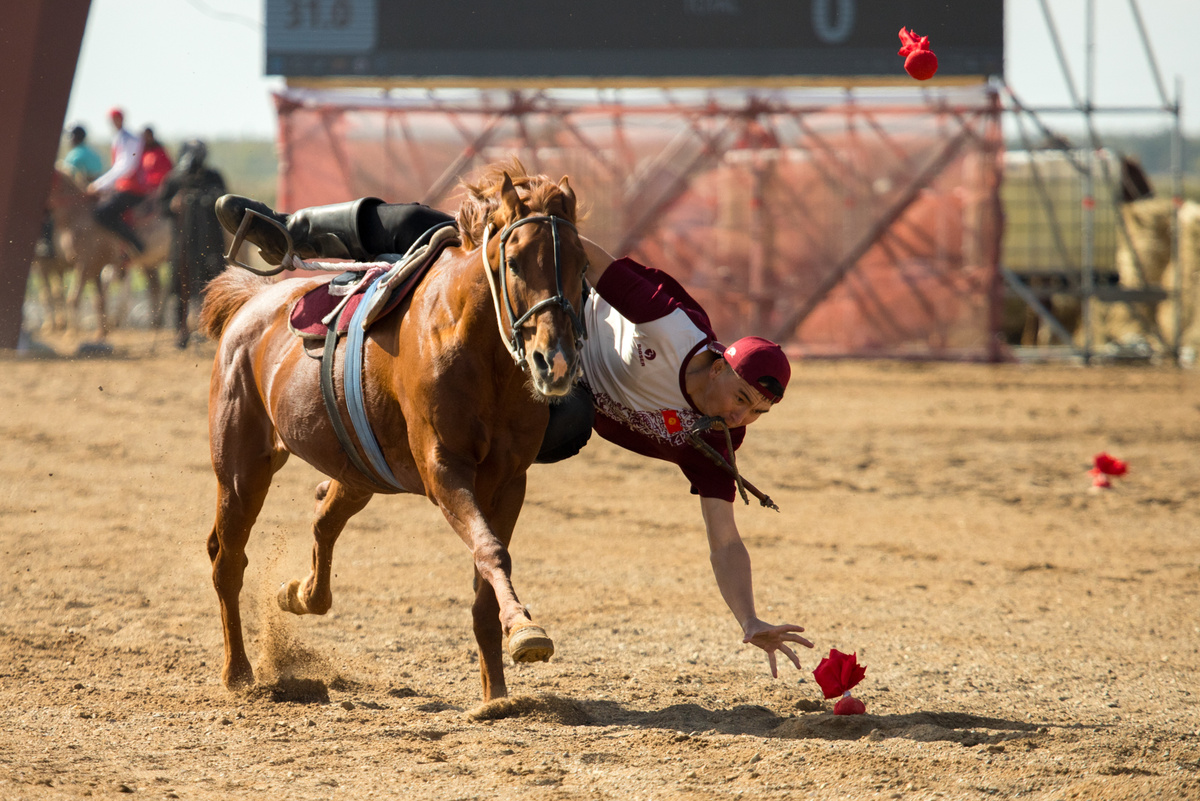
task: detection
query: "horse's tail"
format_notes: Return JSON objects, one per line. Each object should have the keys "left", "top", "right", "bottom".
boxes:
{"left": 199, "top": 268, "right": 271, "bottom": 340}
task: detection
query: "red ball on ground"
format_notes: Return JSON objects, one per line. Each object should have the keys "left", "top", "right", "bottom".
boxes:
{"left": 834, "top": 695, "right": 867, "bottom": 715}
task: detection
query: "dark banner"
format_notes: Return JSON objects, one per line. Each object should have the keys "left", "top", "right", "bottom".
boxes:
{"left": 266, "top": 0, "right": 1003, "bottom": 80}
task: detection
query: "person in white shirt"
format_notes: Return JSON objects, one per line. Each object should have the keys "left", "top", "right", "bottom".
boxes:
{"left": 88, "top": 108, "right": 145, "bottom": 253}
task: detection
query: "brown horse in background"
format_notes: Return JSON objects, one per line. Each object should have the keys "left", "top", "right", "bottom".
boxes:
{"left": 199, "top": 164, "right": 587, "bottom": 701}
{"left": 44, "top": 168, "right": 171, "bottom": 338}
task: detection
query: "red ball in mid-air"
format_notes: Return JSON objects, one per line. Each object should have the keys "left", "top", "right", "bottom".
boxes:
{"left": 898, "top": 27, "right": 939, "bottom": 81}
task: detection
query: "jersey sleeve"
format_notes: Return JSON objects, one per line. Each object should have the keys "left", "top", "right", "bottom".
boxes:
{"left": 91, "top": 134, "right": 143, "bottom": 192}
{"left": 594, "top": 258, "right": 717, "bottom": 337}
{"left": 677, "top": 425, "right": 746, "bottom": 501}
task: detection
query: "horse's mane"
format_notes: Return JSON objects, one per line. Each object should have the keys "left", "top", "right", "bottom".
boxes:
{"left": 455, "top": 158, "right": 579, "bottom": 250}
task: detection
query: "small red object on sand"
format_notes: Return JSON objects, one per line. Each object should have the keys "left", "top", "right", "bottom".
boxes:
{"left": 813, "top": 648, "right": 867, "bottom": 715}
{"left": 834, "top": 695, "right": 867, "bottom": 715}
{"left": 898, "top": 27, "right": 939, "bottom": 81}
{"left": 1089, "top": 452, "right": 1129, "bottom": 489}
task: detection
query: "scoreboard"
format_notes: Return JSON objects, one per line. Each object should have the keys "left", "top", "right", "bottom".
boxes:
{"left": 265, "top": 0, "right": 1003, "bottom": 82}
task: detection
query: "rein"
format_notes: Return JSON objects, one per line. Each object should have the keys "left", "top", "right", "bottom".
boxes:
{"left": 481, "top": 215, "right": 588, "bottom": 369}
{"left": 687, "top": 416, "right": 780, "bottom": 512}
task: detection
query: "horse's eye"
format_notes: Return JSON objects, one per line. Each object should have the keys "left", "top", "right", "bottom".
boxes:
{"left": 506, "top": 258, "right": 519, "bottom": 275}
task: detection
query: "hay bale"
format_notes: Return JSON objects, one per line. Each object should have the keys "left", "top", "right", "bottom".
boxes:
{"left": 1099, "top": 197, "right": 1174, "bottom": 346}
{"left": 1158, "top": 201, "right": 1200, "bottom": 353}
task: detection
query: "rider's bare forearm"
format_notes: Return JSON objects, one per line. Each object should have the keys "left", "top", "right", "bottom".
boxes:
{"left": 580, "top": 237, "right": 615, "bottom": 286}
{"left": 709, "top": 539, "right": 758, "bottom": 631}
{"left": 701, "top": 497, "right": 759, "bottom": 631}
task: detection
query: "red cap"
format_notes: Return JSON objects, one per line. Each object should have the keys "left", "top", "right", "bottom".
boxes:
{"left": 108, "top": 107, "right": 125, "bottom": 124}
{"left": 719, "top": 336, "right": 790, "bottom": 403}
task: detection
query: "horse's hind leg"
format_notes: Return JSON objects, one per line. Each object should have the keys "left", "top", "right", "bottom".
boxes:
{"left": 33, "top": 262, "right": 54, "bottom": 331}
{"left": 207, "top": 398, "right": 288, "bottom": 689}
{"left": 277, "top": 479, "right": 372, "bottom": 616}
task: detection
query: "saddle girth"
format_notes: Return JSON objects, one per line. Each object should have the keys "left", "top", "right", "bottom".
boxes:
{"left": 319, "top": 301, "right": 396, "bottom": 492}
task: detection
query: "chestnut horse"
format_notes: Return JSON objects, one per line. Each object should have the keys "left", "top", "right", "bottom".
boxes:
{"left": 44, "top": 167, "right": 171, "bottom": 337}
{"left": 199, "top": 165, "right": 587, "bottom": 701}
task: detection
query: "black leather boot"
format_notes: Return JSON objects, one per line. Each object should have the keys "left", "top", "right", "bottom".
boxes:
{"left": 215, "top": 195, "right": 383, "bottom": 264}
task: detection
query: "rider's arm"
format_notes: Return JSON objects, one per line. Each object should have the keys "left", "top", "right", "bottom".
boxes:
{"left": 581, "top": 237, "right": 614, "bottom": 286}
{"left": 701, "top": 496, "right": 759, "bottom": 630}
{"left": 90, "top": 134, "right": 142, "bottom": 193}
{"left": 700, "top": 495, "right": 813, "bottom": 676}
{"left": 578, "top": 239, "right": 687, "bottom": 323}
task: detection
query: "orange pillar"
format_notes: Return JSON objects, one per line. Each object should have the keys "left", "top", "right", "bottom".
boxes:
{"left": 0, "top": 0, "right": 92, "bottom": 349}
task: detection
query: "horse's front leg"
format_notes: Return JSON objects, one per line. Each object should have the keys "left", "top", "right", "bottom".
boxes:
{"left": 49, "top": 269, "right": 68, "bottom": 331}
{"left": 277, "top": 479, "right": 372, "bottom": 615}
{"left": 468, "top": 472, "right": 551, "bottom": 700}
{"left": 146, "top": 263, "right": 166, "bottom": 329}
{"left": 96, "top": 268, "right": 115, "bottom": 339}
{"left": 430, "top": 464, "right": 552, "bottom": 699}
{"left": 64, "top": 265, "right": 86, "bottom": 334}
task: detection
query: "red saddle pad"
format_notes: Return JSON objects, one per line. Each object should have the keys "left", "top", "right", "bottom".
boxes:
{"left": 289, "top": 279, "right": 366, "bottom": 338}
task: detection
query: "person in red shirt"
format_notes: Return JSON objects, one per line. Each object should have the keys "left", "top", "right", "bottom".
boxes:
{"left": 137, "top": 126, "right": 173, "bottom": 195}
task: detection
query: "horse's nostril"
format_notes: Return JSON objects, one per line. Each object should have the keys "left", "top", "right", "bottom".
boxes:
{"left": 532, "top": 350, "right": 550, "bottom": 374}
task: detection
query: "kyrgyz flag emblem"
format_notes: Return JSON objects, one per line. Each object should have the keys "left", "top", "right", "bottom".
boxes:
{"left": 661, "top": 410, "right": 683, "bottom": 434}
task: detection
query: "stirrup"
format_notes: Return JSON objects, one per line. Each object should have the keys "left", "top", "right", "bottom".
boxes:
{"left": 224, "top": 209, "right": 294, "bottom": 276}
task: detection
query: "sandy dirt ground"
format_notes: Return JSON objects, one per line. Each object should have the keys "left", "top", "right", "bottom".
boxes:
{"left": 2, "top": 328, "right": 1198, "bottom": 800}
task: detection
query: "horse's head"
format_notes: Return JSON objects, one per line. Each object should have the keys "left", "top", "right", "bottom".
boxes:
{"left": 461, "top": 164, "right": 588, "bottom": 399}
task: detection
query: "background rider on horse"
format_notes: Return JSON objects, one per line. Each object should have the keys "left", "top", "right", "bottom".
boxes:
{"left": 87, "top": 108, "right": 146, "bottom": 254}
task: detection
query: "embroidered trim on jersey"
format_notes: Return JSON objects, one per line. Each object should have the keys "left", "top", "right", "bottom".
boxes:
{"left": 585, "top": 380, "right": 700, "bottom": 446}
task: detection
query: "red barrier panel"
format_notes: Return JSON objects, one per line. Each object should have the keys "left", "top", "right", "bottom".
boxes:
{"left": 275, "top": 86, "right": 1004, "bottom": 360}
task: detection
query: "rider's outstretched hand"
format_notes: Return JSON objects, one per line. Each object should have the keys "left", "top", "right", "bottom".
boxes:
{"left": 742, "top": 619, "right": 814, "bottom": 678}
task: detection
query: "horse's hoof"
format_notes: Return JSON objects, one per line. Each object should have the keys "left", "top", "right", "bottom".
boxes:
{"left": 507, "top": 622, "right": 554, "bottom": 663}
{"left": 223, "top": 663, "right": 255, "bottom": 690}
{"left": 277, "top": 579, "right": 305, "bottom": 614}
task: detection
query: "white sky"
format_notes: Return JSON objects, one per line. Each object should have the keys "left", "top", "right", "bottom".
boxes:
{"left": 62, "top": 0, "right": 1200, "bottom": 141}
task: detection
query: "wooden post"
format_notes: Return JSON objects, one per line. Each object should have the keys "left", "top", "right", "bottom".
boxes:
{"left": 0, "top": 0, "right": 92, "bottom": 349}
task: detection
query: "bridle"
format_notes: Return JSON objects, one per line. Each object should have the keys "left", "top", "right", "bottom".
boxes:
{"left": 481, "top": 214, "right": 589, "bottom": 368}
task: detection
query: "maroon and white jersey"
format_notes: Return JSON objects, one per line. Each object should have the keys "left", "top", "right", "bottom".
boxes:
{"left": 582, "top": 258, "right": 744, "bottom": 501}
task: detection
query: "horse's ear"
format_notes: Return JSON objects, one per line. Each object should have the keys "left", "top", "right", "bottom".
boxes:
{"left": 499, "top": 172, "right": 529, "bottom": 223}
{"left": 557, "top": 176, "right": 576, "bottom": 220}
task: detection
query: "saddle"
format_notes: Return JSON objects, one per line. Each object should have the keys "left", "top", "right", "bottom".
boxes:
{"left": 289, "top": 266, "right": 390, "bottom": 339}
{"left": 288, "top": 224, "right": 460, "bottom": 339}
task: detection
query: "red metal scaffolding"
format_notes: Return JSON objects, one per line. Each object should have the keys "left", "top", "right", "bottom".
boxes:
{"left": 274, "top": 85, "right": 1004, "bottom": 360}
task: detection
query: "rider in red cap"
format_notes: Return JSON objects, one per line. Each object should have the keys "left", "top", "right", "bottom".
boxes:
{"left": 216, "top": 182, "right": 812, "bottom": 678}
{"left": 720, "top": 336, "right": 791, "bottom": 403}
{"left": 89, "top": 107, "right": 146, "bottom": 253}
